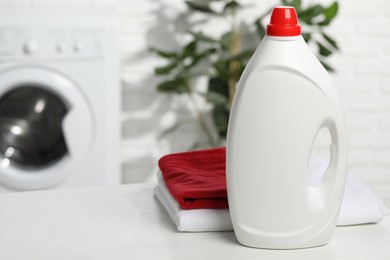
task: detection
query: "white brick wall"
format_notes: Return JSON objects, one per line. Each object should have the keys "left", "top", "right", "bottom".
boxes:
{"left": 328, "top": 0, "right": 390, "bottom": 199}
{"left": 1, "top": 0, "right": 389, "bottom": 200}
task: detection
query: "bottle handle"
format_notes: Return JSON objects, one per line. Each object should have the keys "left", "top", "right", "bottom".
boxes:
{"left": 318, "top": 116, "right": 346, "bottom": 206}
{"left": 307, "top": 115, "right": 346, "bottom": 212}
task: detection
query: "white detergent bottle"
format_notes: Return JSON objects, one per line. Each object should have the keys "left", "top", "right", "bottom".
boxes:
{"left": 226, "top": 6, "right": 347, "bottom": 249}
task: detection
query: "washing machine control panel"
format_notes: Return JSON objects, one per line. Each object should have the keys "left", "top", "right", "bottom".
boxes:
{"left": 0, "top": 27, "right": 106, "bottom": 59}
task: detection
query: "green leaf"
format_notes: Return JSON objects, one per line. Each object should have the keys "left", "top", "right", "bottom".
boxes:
{"left": 324, "top": 2, "right": 338, "bottom": 21}
{"left": 317, "top": 42, "right": 332, "bottom": 57}
{"left": 308, "top": 4, "right": 325, "bottom": 17}
{"left": 319, "top": 59, "right": 335, "bottom": 72}
{"left": 213, "top": 60, "right": 230, "bottom": 80}
{"left": 157, "top": 78, "right": 188, "bottom": 93}
{"left": 291, "top": 0, "right": 302, "bottom": 10}
{"left": 223, "top": 1, "right": 240, "bottom": 12}
{"left": 302, "top": 33, "right": 311, "bottom": 43}
{"left": 317, "top": 2, "right": 338, "bottom": 26}
{"left": 187, "top": 48, "right": 216, "bottom": 68}
{"left": 220, "top": 32, "right": 232, "bottom": 51}
{"left": 317, "top": 19, "right": 331, "bottom": 26}
{"left": 190, "top": 32, "right": 217, "bottom": 43}
{"left": 321, "top": 32, "right": 339, "bottom": 50}
{"left": 150, "top": 47, "right": 177, "bottom": 59}
{"left": 181, "top": 40, "right": 197, "bottom": 59}
{"left": 254, "top": 19, "right": 266, "bottom": 39}
{"left": 299, "top": 4, "right": 324, "bottom": 25}
{"left": 185, "top": 1, "right": 217, "bottom": 14}
{"left": 203, "top": 91, "right": 228, "bottom": 105}
{"left": 208, "top": 77, "right": 229, "bottom": 98}
{"left": 212, "top": 104, "right": 229, "bottom": 137}
{"left": 155, "top": 61, "right": 177, "bottom": 75}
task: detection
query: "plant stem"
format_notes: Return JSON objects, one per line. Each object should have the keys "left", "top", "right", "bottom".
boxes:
{"left": 228, "top": 6, "right": 241, "bottom": 108}
{"left": 179, "top": 59, "right": 219, "bottom": 147}
{"left": 188, "top": 92, "right": 218, "bottom": 147}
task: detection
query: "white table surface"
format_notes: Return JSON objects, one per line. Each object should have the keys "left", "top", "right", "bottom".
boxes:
{"left": 0, "top": 183, "right": 389, "bottom": 260}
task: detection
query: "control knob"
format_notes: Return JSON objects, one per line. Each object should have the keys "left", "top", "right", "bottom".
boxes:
{"left": 23, "top": 41, "right": 38, "bottom": 55}
{"left": 74, "top": 42, "right": 84, "bottom": 53}
{"left": 57, "top": 42, "right": 68, "bottom": 53}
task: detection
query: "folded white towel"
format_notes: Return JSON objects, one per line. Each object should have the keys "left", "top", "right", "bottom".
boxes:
{"left": 154, "top": 157, "right": 389, "bottom": 232}
{"left": 154, "top": 179, "right": 232, "bottom": 231}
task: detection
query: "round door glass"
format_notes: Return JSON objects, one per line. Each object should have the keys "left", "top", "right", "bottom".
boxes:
{"left": 0, "top": 85, "right": 68, "bottom": 169}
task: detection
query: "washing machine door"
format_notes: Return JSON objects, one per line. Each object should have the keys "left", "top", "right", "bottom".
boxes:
{"left": 0, "top": 66, "right": 94, "bottom": 190}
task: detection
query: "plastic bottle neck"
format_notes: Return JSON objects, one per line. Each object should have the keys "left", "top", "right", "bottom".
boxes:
{"left": 265, "top": 35, "right": 303, "bottom": 41}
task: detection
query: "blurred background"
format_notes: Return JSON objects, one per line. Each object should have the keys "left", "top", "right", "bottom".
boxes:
{"left": 0, "top": 0, "right": 389, "bottom": 202}
{"left": 120, "top": 0, "right": 390, "bottom": 202}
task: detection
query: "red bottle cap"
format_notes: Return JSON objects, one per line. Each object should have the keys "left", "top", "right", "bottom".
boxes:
{"left": 266, "top": 6, "right": 301, "bottom": 37}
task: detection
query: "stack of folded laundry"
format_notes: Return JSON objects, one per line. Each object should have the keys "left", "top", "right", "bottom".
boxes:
{"left": 154, "top": 147, "right": 389, "bottom": 232}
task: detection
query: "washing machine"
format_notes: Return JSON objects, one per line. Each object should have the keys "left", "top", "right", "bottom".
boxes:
{"left": 0, "top": 8, "right": 120, "bottom": 192}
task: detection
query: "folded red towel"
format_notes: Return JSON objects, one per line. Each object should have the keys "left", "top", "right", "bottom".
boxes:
{"left": 158, "top": 147, "right": 227, "bottom": 210}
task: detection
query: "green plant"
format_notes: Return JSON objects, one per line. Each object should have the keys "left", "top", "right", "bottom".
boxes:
{"left": 150, "top": 0, "right": 339, "bottom": 149}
